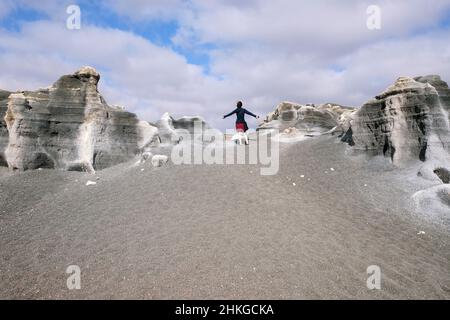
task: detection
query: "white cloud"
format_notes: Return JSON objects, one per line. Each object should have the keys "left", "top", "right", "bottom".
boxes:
{"left": 0, "top": 1, "right": 450, "bottom": 130}
{"left": 0, "top": 21, "right": 230, "bottom": 127}
{"left": 174, "top": 0, "right": 450, "bottom": 53}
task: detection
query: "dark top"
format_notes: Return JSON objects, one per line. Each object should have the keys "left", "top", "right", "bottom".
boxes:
{"left": 224, "top": 107, "right": 257, "bottom": 123}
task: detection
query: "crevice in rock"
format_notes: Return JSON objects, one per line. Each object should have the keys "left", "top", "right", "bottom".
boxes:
{"left": 383, "top": 135, "right": 389, "bottom": 155}
{"left": 419, "top": 142, "right": 427, "bottom": 162}
{"left": 382, "top": 135, "right": 396, "bottom": 161}
{"left": 434, "top": 167, "right": 450, "bottom": 184}
{"left": 418, "top": 120, "right": 426, "bottom": 135}
{"left": 33, "top": 153, "right": 55, "bottom": 169}
{"left": 92, "top": 151, "right": 98, "bottom": 168}
{"left": 341, "top": 127, "right": 355, "bottom": 146}
{"left": 390, "top": 145, "right": 396, "bottom": 162}
{"left": 0, "top": 154, "right": 7, "bottom": 167}
{"left": 24, "top": 99, "right": 32, "bottom": 111}
{"left": 67, "top": 162, "right": 93, "bottom": 173}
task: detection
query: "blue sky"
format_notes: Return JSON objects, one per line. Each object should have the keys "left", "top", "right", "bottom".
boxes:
{"left": 0, "top": 1, "right": 213, "bottom": 68}
{"left": 0, "top": 0, "right": 450, "bottom": 129}
{"left": 0, "top": 6, "right": 47, "bottom": 31}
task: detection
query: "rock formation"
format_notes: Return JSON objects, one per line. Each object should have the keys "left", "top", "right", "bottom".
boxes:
{"left": 151, "top": 154, "right": 169, "bottom": 167}
{"left": 0, "top": 90, "right": 10, "bottom": 166}
{"left": 341, "top": 75, "right": 449, "bottom": 216}
{"left": 156, "top": 112, "right": 211, "bottom": 144}
{"left": 341, "top": 76, "right": 450, "bottom": 166}
{"left": 2, "top": 67, "right": 158, "bottom": 171}
{"left": 259, "top": 101, "right": 354, "bottom": 136}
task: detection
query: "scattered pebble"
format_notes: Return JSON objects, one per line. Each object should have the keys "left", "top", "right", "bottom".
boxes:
{"left": 364, "top": 184, "right": 368, "bottom": 187}
{"left": 86, "top": 180, "right": 97, "bottom": 186}
{"left": 292, "top": 182, "right": 296, "bottom": 186}
{"left": 300, "top": 175, "right": 305, "bottom": 178}
{"left": 141, "top": 168, "right": 145, "bottom": 172}
{"left": 418, "top": 231, "right": 426, "bottom": 235}
{"left": 330, "top": 168, "right": 335, "bottom": 171}
{"left": 151, "top": 155, "right": 169, "bottom": 167}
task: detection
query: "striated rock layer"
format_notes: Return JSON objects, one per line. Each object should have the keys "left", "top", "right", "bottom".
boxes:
{"left": 259, "top": 101, "right": 354, "bottom": 136}
{"left": 342, "top": 76, "right": 450, "bottom": 166}
{"left": 0, "top": 90, "right": 10, "bottom": 166}
{"left": 156, "top": 112, "right": 211, "bottom": 144}
{"left": 3, "top": 67, "right": 157, "bottom": 171}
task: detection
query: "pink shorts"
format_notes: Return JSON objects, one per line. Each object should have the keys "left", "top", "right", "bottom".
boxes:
{"left": 235, "top": 123, "right": 245, "bottom": 132}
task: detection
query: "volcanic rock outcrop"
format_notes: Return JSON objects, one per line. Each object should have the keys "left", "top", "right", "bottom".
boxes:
{"left": 342, "top": 76, "right": 450, "bottom": 166}
{"left": 0, "top": 90, "right": 10, "bottom": 166}
{"left": 259, "top": 101, "right": 354, "bottom": 136}
{"left": 156, "top": 112, "right": 211, "bottom": 144}
{"left": 2, "top": 67, "right": 158, "bottom": 171}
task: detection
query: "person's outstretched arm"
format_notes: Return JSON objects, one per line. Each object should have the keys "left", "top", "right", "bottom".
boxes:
{"left": 244, "top": 108, "right": 258, "bottom": 118}
{"left": 223, "top": 108, "right": 237, "bottom": 119}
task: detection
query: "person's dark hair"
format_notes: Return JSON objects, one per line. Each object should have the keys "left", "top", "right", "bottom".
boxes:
{"left": 237, "top": 101, "right": 243, "bottom": 108}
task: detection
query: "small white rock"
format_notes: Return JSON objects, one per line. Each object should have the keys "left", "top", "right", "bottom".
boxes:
{"left": 330, "top": 168, "right": 335, "bottom": 171}
{"left": 86, "top": 180, "right": 97, "bottom": 186}
{"left": 300, "top": 175, "right": 305, "bottom": 178}
{"left": 418, "top": 231, "right": 426, "bottom": 235}
{"left": 151, "top": 154, "right": 169, "bottom": 167}
{"left": 292, "top": 182, "right": 296, "bottom": 186}
{"left": 140, "top": 151, "right": 153, "bottom": 163}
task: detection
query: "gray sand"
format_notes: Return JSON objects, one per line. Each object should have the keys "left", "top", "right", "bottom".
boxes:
{"left": 1, "top": 136, "right": 450, "bottom": 299}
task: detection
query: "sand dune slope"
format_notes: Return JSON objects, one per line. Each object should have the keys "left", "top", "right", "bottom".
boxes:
{"left": 1, "top": 137, "right": 449, "bottom": 299}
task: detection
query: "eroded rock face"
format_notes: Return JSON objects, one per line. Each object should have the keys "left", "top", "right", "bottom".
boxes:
{"left": 259, "top": 101, "right": 353, "bottom": 135}
{"left": 156, "top": 112, "right": 211, "bottom": 144}
{"left": 342, "top": 76, "right": 450, "bottom": 166}
{"left": 415, "top": 75, "right": 450, "bottom": 114}
{"left": 0, "top": 90, "right": 10, "bottom": 166}
{"left": 3, "top": 67, "right": 158, "bottom": 171}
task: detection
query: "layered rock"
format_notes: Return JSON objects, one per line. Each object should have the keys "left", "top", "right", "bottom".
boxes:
{"left": 342, "top": 76, "right": 450, "bottom": 166}
{"left": 3, "top": 66, "right": 158, "bottom": 171}
{"left": 0, "top": 90, "right": 10, "bottom": 166}
{"left": 415, "top": 75, "right": 450, "bottom": 114}
{"left": 259, "top": 101, "right": 353, "bottom": 136}
{"left": 156, "top": 112, "right": 211, "bottom": 144}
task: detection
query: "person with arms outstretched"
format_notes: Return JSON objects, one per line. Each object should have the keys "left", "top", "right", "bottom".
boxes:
{"left": 223, "top": 100, "right": 259, "bottom": 133}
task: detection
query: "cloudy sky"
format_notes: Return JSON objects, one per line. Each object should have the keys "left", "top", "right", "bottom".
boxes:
{"left": 1, "top": 0, "right": 450, "bottom": 129}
